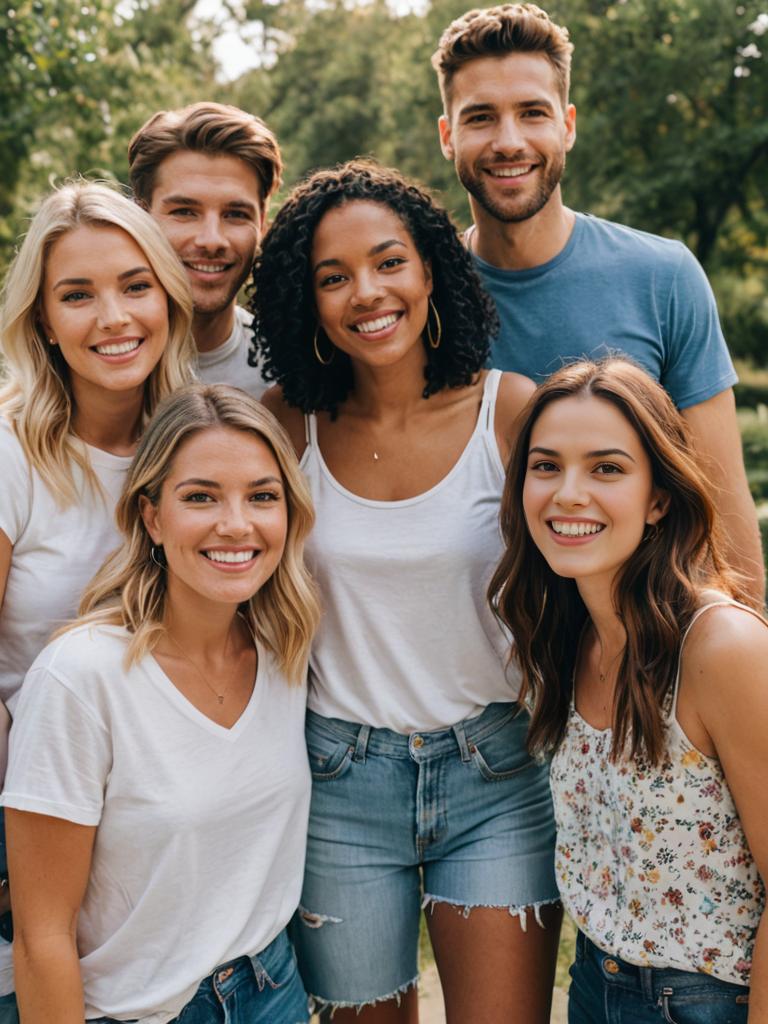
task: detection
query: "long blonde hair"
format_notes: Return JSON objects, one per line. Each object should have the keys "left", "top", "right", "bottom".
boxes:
{"left": 0, "top": 180, "right": 195, "bottom": 505}
{"left": 75, "top": 384, "right": 320, "bottom": 683}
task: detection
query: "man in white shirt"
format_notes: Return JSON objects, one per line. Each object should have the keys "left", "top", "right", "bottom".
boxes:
{"left": 128, "top": 102, "right": 281, "bottom": 398}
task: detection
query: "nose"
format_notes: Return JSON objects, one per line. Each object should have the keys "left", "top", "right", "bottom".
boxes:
{"left": 490, "top": 114, "right": 526, "bottom": 157}
{"left": 215, "top": 500, "right": 252, "bottom": 539}
{"left": 96, "top": 293, "right": 130, "bottom": 332}
{"left": 554, "top": 469, "right": 588, "bottom": 509}
{"left": 194, "top": 212, "right": 227, "bottom": 253}
{"left": 351, "top": 270, "right": 385, "bottom": 309}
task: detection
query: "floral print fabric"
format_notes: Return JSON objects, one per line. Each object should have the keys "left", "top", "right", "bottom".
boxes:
{"left": 550, "top": 602, "right": 765, "bottom": 987}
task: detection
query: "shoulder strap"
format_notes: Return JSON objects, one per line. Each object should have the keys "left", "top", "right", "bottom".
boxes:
{"left": 669, "top": 595, "right": 766, "bottom": 720}
{"left": 480, "top": 368, "right": 504, "bottom": 434}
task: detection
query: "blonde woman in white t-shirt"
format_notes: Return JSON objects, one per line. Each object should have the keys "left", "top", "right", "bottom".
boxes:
{"left": 0, "top": 180, "right": 195, "bottom": 1020}
{"left": 3, "top": 384, "right": 320, "bottom": 1024}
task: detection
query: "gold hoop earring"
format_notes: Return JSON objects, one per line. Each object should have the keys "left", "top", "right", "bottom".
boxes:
{"left": 313, "top": 324, "right": 334, "bottom": 366}
{"left": 426, "top": 297, "right": 442, "bottom": 350}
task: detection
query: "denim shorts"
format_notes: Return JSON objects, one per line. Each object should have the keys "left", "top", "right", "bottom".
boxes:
{"left": 569, "top": 931, "right": 750, "bottom": 1024}
{"left": 90, "top": 929, "right": 309, "bottom": 1024}
{"left": 291, "top": 701, "right": 559, "bottom": 1010}
{"left": 0, "top": 993, "right": 17, "bottom": 1024}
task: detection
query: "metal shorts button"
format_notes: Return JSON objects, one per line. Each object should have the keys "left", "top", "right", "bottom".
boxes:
{"left": 217, "top": 966, "right": 234, "bottom": 983}
{"left": 603, "top": 958, "right": 621, "bottom": 975}
{"left": 412, "top": 735, "right": 424, "bottom": 749}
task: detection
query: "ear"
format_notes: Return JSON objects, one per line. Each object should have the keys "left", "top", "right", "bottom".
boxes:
{"left": 438, "top": 115, "right": 455, "bottom": 161}
{"left": 564, "top": 103, "right": 577, "bottom": 153}
{"left": 423, "top": 258, "right": 433, "bottom": 294}
{"left": 139, "top": 494, "right": 162, "bottom": 545}
{"left": 646, "top": 487, "right": 670, "bottom": 526}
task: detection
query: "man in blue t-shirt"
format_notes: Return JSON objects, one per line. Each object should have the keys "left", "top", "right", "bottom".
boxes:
{"left": 432, "top": 3, "right": 764, "bottom": 603}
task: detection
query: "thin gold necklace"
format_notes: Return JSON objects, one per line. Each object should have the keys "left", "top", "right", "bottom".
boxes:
{"left": 165, "top": 622, "right": 237, "bottom": 705}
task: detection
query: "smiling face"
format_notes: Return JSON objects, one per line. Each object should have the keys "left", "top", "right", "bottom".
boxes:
{"left": 311, "top": 200, "right": 433, "bottom": 371}
{"left": 41, "top": 224, "right": 169, "bottom": 407}
{"left": 522, "top": 394, "right": 667, "bottom": 593}
{"left": 439, "top": 52, "right": 576, "bottom": 225}
{"left": 140, "top": 426, "right": 288, "bottom": 614}
{"left": 148, "top": 150, "right": 264, "bottom": 319}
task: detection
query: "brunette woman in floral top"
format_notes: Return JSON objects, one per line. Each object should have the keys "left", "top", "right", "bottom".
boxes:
{"left": 490, "top": 358, "right": 767, "bottom": 1024}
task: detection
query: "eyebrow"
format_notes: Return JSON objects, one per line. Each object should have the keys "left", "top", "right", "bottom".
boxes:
{"left": 313, "top": 238, "right": 406, "bottom": 274}
{"left": 160, "top": 194, "right": 257, "bottom": 214}
{"left": 458, "top": 98, "right": 555, "bottom": 117}
{"left": 528, "top": 446, "right": 636, "bottom": 463}
{"left": 53, "top": 266, "right": 152, "bottom": 290}
{"left": 173, "top": 475, "right": 283, "bottom": 491}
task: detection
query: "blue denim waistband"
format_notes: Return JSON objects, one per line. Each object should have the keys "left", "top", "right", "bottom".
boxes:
{"left": 305, "top": 701, "right": 523, "bottom": 763}
{"left": 579, "top": 932, "right": 750, "bottom": 1002}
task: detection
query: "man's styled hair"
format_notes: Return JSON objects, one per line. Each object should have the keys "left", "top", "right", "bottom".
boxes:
{"left": 432, "top": 4, "right": 574, "bottom": 110}
{"left": 128, "top": 102, "right": 282, "bottom": 210}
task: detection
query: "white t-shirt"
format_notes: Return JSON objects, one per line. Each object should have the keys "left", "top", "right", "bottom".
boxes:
{"left": 0, "top": 420, "right": 131, "bottom": 713}
{"left": 2, "top": 625, "right": 310, "bottom": 1024}
{"left": 196, "top": 306, "right": 266, "bottom": 399}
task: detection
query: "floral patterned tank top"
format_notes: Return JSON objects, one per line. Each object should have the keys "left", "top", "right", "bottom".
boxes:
{"left": 550, "top": 599, "right": 765, "bottom": 986}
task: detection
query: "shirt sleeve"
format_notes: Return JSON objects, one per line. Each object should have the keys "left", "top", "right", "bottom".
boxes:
{"left": 0, "top": 424, "right": 32, "bottom": 545}
{"left": 662, "top": 246, "right": 737, "bottom": 410}
{"left": 2, "top": 665, "right": 111, "bottom": 826}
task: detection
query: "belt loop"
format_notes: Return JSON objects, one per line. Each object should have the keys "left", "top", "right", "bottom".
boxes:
{"left": 353, "top": 724, "right": 371, "bottom": 763}
{"left": 452, "top": 719, "right": 472, "bottom": 763}
{"left": 640, "top": 964, "right": 654, "bottom": 1003}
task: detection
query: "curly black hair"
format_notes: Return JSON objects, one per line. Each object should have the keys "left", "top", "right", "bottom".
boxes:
{"left": 248, "top": 158, "right": 498, "bottom": 415}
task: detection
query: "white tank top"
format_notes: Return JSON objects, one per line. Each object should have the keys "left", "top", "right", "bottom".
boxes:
{"left": 301, "top": 369, "right": 521, "bottom": 732}
{"left": 551, "top": 598, "right": 766, "bottom": 986}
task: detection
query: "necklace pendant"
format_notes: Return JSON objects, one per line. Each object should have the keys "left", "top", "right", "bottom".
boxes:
{"left": 217, "top": 695, "right": 224, "bottom": 704}
{"left": 373, "top": 451, "right": 379, "bottom": 461}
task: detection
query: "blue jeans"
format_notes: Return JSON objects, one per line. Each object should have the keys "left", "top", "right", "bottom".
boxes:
{"left": 91, "top": 930, "right": 308, "bottom": 1023}
{"left": 0, "top": 993, "right": 18, "bottom": 1024}
{"left": 292, "top": 701, "right": 558, "bottom": 1010}
{"left": 569, "top": 931, "right": 750, "bottom": 1024}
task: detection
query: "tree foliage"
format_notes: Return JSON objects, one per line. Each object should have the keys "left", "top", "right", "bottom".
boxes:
{"left": 2, "top": 0, "right": 767, "bottom": 361}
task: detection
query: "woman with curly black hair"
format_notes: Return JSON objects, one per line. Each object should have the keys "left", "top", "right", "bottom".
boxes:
{"left": 251, "top": 159, "right": 561, "bottom": 1023}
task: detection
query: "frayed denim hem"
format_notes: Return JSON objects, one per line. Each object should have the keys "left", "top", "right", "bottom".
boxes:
{"left": 420, "top": 893, "right": 561, "bottom": 931}
{"left": 309, "top": 974, "right": 419, "bottom": 1017}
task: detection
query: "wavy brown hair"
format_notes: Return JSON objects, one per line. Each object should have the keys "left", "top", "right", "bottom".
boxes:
{"left": 489, "top": 358, "right": 741, "bottom": 764}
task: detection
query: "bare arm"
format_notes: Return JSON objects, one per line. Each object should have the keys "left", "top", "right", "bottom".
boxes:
{"left": 0, "top": 529, "right": 12, "bottom": 612}
{"left": 493, "top": 372, "right": 536, "bottom": 467}
{"left": 682, "top": 390, "right": 765, "bottom": 608}
{"left": 688, "top": 608, "right": 768, "bottom": 1020}
{"left": 7, "top": 809, "right": 96, "bottom": 1024}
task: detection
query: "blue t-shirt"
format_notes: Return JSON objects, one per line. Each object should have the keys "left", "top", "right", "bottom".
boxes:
{"left": 474, "top": 213, "right": 736, "bottom": 409}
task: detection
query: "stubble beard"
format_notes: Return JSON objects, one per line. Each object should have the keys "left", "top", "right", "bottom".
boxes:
{"left": 458, "top": 155, "right": 565, "bottom": 224}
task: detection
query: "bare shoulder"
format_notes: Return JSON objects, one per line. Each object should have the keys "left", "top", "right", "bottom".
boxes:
{"left": 261, "top": 386, "right": 306, "bottom": 458}
{"left": 683, "top": 601, "right": 768, "bottom": 712}
{"left": 494, "top": 371, "right": 536, "bottom": 466}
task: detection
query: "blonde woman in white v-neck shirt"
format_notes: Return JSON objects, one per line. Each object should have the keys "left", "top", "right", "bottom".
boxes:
{"left": 253, "top": 160, "right": 562, "bottom": 1024}
{"left": 0, "top": 181, "right": 195, "bottom": 1022}
{"left": 3, "top": 384, "right": 320, "bottom": 1024}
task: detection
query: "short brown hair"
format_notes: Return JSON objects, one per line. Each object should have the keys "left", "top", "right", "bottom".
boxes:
{"left": 128, "top": 102, "right": 282, "bottom": 209}
{"left": 432, "top": 4, "right": 573, "bottom": 110}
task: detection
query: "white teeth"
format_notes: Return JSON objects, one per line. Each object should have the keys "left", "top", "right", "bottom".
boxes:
{"left": 354, "top": 313, "right": 399, "bottom": 334}
{"left": 94, "top": 339, "right": 141, "bottom": 356}
{"left": 489, "top": 166, "right": 533, "bottom": 178}
{"left": 188, "top": 263, "right": 228, "bottom": 273}
{"left": 550, "top": 521, "right": 604, "bottom": 537}
{"left": 204, "top": 550, "right": 256, "bottom": 564}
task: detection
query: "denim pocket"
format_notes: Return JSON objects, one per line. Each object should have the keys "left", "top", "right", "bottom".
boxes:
{"left": 659, "top": 986, "right": 748, "bottom": 1024}
{"left": 306, "top": 731, "right": 354, "bottom": 781}
{"left": 469, "top": 711, "right": 535, "bottom": 782}
{"left": 251, "top": 932, "right": 300, "bottom": 992}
